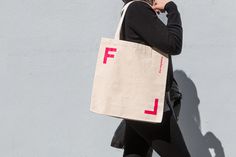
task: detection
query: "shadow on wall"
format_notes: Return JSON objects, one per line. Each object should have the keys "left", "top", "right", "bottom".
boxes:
{"left": 174, "top": 70, "right": 225, "bottom": 157}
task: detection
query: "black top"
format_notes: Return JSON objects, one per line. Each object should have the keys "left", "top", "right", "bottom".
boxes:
{"left": 121, "top": 1, "right": 183, "bottom": 91}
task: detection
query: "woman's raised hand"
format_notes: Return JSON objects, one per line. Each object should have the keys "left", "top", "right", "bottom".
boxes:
{"left": 152, "top": 0, "right": 171, "bottom": 14}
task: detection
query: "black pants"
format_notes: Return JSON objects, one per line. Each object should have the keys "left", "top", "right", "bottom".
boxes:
{"left": 123, "top": 111, "right": 191, "bottom": 157}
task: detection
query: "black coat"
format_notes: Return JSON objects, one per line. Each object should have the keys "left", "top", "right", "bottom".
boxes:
{"left": 119, "top": 1, "right": 182, "bottom": 91}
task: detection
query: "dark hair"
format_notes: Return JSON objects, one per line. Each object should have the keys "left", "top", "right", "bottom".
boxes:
{"left": 122, "top": 0, "right": 133, "bottom": 3}
{"left": 122, "top": 0, "right": 153, "bottom": 5}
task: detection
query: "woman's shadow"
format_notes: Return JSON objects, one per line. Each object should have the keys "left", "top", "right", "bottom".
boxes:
{"left": 173, "top": 70, "right": 225, "bottom": 157}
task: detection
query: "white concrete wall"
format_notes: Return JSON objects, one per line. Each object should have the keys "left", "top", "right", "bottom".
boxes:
{"left": 0, "top": 0, "right": 235, "bottom": 156}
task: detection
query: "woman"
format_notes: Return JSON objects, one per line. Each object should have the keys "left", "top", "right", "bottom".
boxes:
{"left": 111, "top": 0, "right": 191, "bottom": 157}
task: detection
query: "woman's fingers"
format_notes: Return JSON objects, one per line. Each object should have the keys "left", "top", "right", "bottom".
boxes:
{"left": 152, "top": 0, "right": 171, "bottom": 11}
{"left": 152, "top": 6, "right": 163, "bottom": 14}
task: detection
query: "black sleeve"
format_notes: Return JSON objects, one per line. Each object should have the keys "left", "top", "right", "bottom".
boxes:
{"left": 125, "top": 1, "right": 183, "bottom": 55}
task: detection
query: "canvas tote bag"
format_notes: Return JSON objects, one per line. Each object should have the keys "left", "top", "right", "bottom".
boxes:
{"left": 90, "top": 0, "right": 169, "bottom": 123}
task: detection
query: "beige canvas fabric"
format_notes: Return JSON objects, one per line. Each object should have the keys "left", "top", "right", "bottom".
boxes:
{"left": 90, "top": 1, "right": 169, "bottom": 123}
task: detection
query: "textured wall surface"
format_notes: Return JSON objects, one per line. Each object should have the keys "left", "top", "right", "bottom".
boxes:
{"left": 0, "top": 0, "right": 235, "bottom": 156}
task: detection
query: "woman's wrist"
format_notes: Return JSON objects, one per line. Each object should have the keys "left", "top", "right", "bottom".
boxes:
{"left": 164, "top": 1, "right": 178, "bottom": 13}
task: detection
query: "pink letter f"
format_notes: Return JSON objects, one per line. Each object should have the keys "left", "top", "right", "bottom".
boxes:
{"left": 103, "top": 47, "right": 117, "bottom": 64}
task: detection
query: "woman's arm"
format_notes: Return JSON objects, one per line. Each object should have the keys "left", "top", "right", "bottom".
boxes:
{"left": 125, "top": 1, "right": 182, "bottom": 55}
